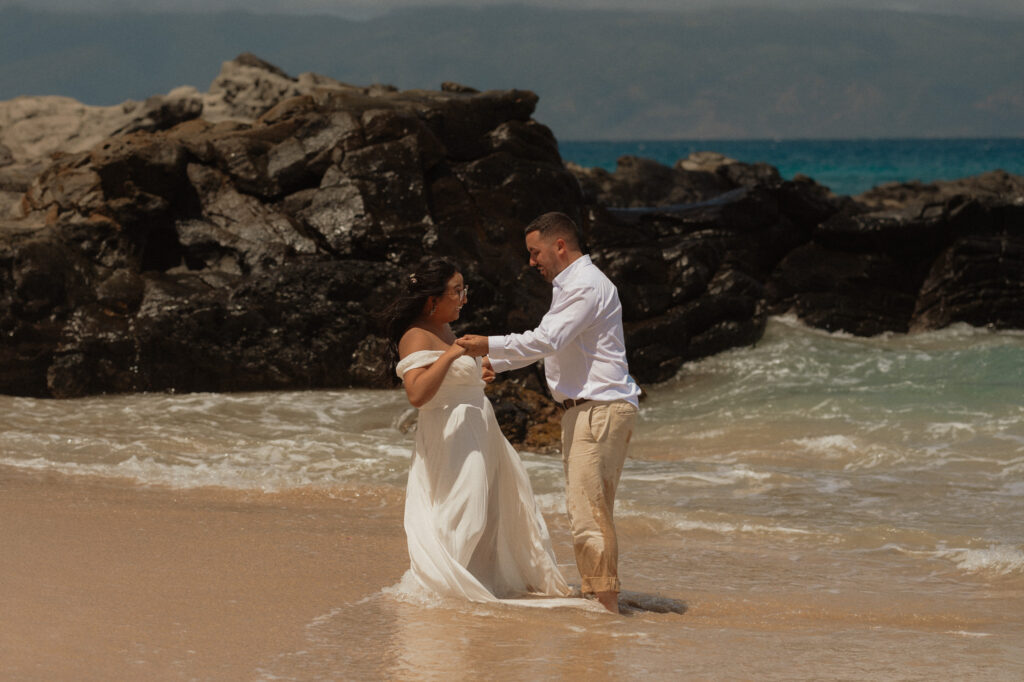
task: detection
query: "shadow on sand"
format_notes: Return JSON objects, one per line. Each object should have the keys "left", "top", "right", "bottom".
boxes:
{"left": 618, "top": 590, "right": 688, "bottom": 615}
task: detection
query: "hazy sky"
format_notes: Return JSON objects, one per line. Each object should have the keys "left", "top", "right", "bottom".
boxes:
{"left": 13, "top": 0, "right": 1024, "bottom": 18}
{"left": 3, "top": 0, "right": 1021, "bottom": 137}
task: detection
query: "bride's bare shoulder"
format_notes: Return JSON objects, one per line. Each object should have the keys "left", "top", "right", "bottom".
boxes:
{"left": 398, "top": 326, "right": 442, "bottom": 358}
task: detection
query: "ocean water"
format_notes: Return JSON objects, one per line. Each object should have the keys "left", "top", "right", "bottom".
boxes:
{"left": 558, "top": 138, "right": 1024, "bottom": 197}
{"left": 2, "top": 316, "right": 1023, "bottom": 677}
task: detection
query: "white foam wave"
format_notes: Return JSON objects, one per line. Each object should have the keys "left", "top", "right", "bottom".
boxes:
{"left": 615, "top": 503, "right": 814, "bottom": 538}
{"left": 893, "top": 541, "right": 1024, "bottom": 577}
{"left": 679, "top": 428, "right": 728, "bottom": 441}
{"left": 999, "top": 480, "right": 1024, "bottom": 496}
{"left": 533, "top": 486, "right": 815, "bottom": 538}
{"left": 788, "top": 435, "right": 908, "bottom": 471}
{"left": 533, "top": 493, "right": 566, "bottom": 515}
{"left": 815, "top": 477, "right": 851, "bottom": 494}
{"left": 925, "top": 422, "right": 977, "bottom": 438}
{"left": 380, "top": 570, "right": 449, "bottom": 608}
{"left": 791, "top": 435, "right": 859, "bottom": 456}
{"left": 791, "top": 434, "right": 909, "bottom": 470}
{"left": 0, "top": 387, "right": 417, "bottom": 491}
{"left": 666, "top": 517, "right": 815, "bottom": 537}
{"left": 0, "top": 451, "right": 405, "bottom": 493}
{"left": 520, "top": 457, "right": 564, "bottom": 474}
{"left": 624, "top": 466, "right": 771, "bottom": 487}
{"left": 771, "top": 315, "right": 1024, "bottom": 345}
{"left": 938, "top": 545, "right": 1024, "bottom": 576}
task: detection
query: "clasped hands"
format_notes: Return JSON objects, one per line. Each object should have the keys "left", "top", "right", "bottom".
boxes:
{"left": 456, "top": 334, "right": 493, "bottom": 383}
{"left": 455, "top": 334, "right": 489, "bottom": 357}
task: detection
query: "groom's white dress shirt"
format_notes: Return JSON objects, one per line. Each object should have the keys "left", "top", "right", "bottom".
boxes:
{"left": 486, "top": 255, "right": 640, "bottom": 407}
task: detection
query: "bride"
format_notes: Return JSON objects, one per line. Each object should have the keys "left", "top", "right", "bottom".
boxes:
{"left": 381, "top": 258, "right": 573, "bottom": 603}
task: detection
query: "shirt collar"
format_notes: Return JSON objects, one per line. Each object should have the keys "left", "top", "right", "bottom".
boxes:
{"left": 552, "top": 254, "right": 591, "bottom": 290}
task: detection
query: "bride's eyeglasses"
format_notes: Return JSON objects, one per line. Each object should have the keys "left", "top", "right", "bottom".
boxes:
{"left": 449, "top": 285, "right": 468, "bottom": 301}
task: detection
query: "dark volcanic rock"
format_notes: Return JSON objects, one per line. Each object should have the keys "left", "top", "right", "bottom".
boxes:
{"left": 569, "top": 151, "right": 767, "bottom": 209}
{"left": 568, "top": 153, "right": 1024, "bottom": 379}
{"left": 484, "top": 370, "right": 563, "bottom": 455}
{"left": 768, "top": 243, "right": 922, "bottom": 335}
{"left": 855, "top": 170, "right": 1024, "bottom": 211}
{"left": 768, "top": 175, "right": 1024, "bottom": 334}
{"left": 573, "top": 163, "right": 830, "bottom": 382}
{"left": 1, "top": 56, "right": 577, "bottom": 403}
{"left": 912, "top": 232, "right": 1024, "bottom": 331}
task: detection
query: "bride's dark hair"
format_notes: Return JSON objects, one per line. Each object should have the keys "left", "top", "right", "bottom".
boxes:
{"left": 378, "top": 257, "right": 459, "bottom": 369}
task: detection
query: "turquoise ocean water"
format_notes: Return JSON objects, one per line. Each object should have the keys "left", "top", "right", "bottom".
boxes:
{"left": 559, "top": 138, "right": 1024, "bottom": 196}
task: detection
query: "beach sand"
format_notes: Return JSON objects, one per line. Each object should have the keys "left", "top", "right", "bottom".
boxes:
{"left": 0, "top": 469, "right": 406, "bottom": 681}
{"left": 3, "top": 468, "right": 1022, "bottom": 681}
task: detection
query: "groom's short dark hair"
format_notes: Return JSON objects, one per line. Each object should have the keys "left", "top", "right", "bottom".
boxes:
{"left": 525, "top": 212, "right": 581, "bottom": 251}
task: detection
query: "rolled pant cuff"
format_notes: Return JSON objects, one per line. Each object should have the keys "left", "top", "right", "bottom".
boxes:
{"left": 583, "top": 577, "right": 620, "bottom": 594}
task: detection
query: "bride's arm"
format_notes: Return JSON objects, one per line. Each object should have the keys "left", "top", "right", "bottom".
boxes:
{"left": 399, "top": 330, "right": 466, "bottom": 408}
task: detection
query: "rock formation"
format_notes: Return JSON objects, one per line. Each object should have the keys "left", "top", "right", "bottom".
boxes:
{"left": 2, "top": 55, "right": 572, "bottom": 399}
{"left": 770, "top": 170, "right": 1024, "bottom": 335}
{"left": 2, "top": 54, "right": 1022, "bottom": 450}
{"left": 570, "top": 156, "right": 1024, "bottom": 369}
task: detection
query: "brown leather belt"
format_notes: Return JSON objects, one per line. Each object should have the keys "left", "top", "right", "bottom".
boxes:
{"left": 560, "top": 398, "right": 590, "bottom": 410}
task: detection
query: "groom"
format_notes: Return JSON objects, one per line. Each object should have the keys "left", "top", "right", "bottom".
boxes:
{"left": 457, "top": 211, "right": 640, "bottom": 613}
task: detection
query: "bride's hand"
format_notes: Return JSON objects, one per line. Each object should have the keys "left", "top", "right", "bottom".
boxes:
{"left": 446, "top": 342, "right": 467, "bottom": 359}
{"left": 456, "top": 334, "right": 489, "bottom": 357}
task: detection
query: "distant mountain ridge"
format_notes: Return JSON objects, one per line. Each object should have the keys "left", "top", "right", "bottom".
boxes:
{"left": 1, "top": 4, "right": 1021, "bottom": 139}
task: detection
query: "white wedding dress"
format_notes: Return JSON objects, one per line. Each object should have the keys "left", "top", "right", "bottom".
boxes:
{"left": 393, "top": 350, "right": 576, "bottom": 604}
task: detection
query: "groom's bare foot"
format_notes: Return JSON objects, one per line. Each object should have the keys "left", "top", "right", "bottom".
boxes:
{"left": 595, "top": 590, "right": 619, "bottom": 614}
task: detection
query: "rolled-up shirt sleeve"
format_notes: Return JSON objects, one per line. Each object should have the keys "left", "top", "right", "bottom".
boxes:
{"left": 487, "top": 287, "right": 594, "bottom": 372}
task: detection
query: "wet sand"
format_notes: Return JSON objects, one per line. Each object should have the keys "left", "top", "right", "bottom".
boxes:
{"left": 0, "top": 469, "right": 406, "bottom": 681}
{"left": 3, "top": 468, "right": 1023, "bottom": 681}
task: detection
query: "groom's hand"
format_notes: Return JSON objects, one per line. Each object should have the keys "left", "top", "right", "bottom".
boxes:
{"left": 481, "top": 357, "right": 495, "bottom": 383}
{"left": 456, "top": 334, "right": 489, "bottom": 357}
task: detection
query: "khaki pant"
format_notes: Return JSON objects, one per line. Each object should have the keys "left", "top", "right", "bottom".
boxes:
{"left": 560, "top": 400, "right": 637, "bottom": 594}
